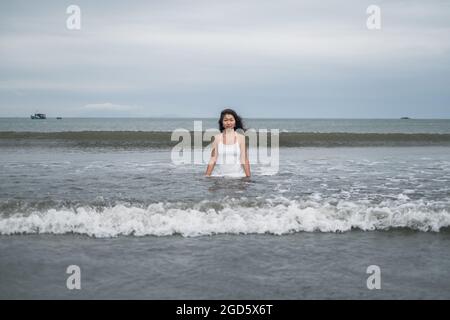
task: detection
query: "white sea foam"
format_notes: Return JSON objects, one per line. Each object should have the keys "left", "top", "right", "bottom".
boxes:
{"left": 1, "top": 198, "right": 449, "bottom": 237}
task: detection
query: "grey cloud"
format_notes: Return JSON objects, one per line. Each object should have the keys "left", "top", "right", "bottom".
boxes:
{"left": 0, "top": 0, "right": 449, "bottom": 118}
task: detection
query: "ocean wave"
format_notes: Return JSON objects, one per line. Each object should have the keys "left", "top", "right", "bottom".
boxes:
{"left": 0, "top": 131, "right": 449, "bottom": 148}
{"left": 1, "top": 197, "right": 449, "bottom": 237}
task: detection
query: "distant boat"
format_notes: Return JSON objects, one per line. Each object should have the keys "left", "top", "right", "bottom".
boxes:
{"left": 56, "top": 117, "right": 62, "bottom": 120}
{"left": 400, "top": 117, "right": 410, "bottom": 119}
{"left": 30, "top": 113, "right": 46, "bottom": 119}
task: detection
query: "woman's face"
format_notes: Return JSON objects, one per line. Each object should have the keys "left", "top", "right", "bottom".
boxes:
{"left": 222, "top": 114, "right": 236, "bottom": 130}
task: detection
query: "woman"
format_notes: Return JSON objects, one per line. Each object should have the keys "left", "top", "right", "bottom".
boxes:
{"left": 205, "top": 109, "right": 251, "bottom": 177}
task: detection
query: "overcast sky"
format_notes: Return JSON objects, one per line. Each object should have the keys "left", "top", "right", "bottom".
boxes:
{"left": 0, "top": 0, "right": 449, "bottom": 118}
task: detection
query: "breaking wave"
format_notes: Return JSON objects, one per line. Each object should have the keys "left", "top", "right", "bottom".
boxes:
{"left": 1, "top": 197, "right": 449, "bottom": 237}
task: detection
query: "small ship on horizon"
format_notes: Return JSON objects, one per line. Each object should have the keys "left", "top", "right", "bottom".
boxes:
{"left": 30, "top": 113, "right": 46, "bottom": 119}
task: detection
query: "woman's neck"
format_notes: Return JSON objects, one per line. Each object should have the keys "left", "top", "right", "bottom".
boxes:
{"left": 224, "top": 128, "right": 234, "bottom": 134}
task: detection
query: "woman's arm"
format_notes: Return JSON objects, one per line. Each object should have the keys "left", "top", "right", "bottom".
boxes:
{"left": 239, "top": 135, "right": 251, "bottom": 177}
{"left": 205, "top": 136, "right": 218, "bottom": 176}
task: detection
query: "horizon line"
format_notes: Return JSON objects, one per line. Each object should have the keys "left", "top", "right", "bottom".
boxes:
{"left": 0, "top": 116, "right": 449, "bottom": 120}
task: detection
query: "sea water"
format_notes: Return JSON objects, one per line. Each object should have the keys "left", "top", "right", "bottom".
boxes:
{"left": 0, "top": 118, "right": 449, "bottom": 299}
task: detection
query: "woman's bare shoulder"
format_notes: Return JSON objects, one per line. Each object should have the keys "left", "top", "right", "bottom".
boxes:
{"left": 236, "top": 132, "right": 246, "bottom": 140}
{"left": 212, "top": 133, "right": 222, "bottom": 144}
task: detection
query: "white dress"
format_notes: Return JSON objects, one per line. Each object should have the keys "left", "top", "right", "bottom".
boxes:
{"left": 212, "top": 133, "right": 246, "bottom": 178}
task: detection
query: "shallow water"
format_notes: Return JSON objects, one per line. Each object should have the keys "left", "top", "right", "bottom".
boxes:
{"left": 0, "top": 146, "right": 449, "bottom": 236}
{"left": 1, "top": 119, "right": 449, "bottom": 298}
{"left": 1, "top": 231, "right": 449, "bottom": 299}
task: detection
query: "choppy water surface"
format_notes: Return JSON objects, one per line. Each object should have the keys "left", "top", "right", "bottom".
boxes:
{"left": 1, "top": 147, "right": 449, "bottom": 237}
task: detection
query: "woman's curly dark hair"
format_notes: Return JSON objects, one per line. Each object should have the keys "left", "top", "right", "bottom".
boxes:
{"left": 218, "top": 108, "right": 245, "bottom": 132}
